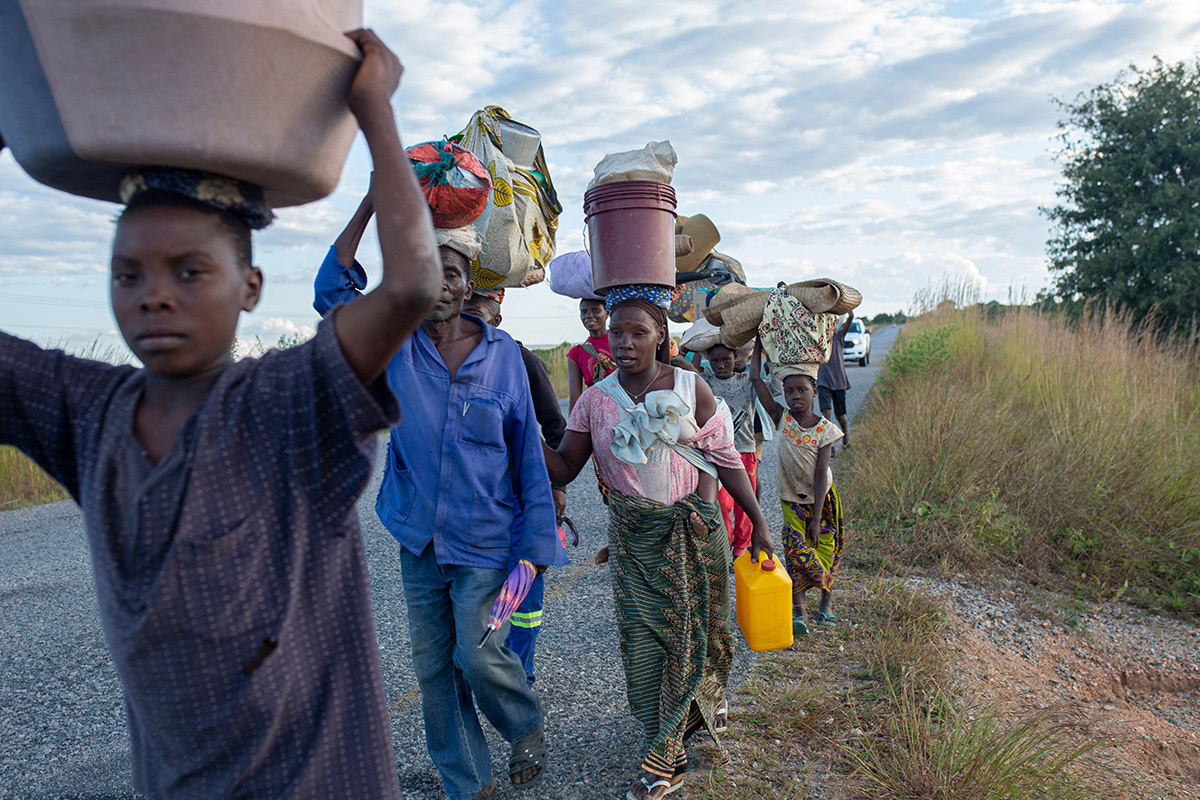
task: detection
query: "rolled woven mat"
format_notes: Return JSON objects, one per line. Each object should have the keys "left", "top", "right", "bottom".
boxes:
{"left": 788, "top": 278, "right": 862, "bottom": 314}
{"left": 702, "top": 282, "right": 756, "bottom": 325}
{"left": 721, "top": 326, "right": 756, "bottom": 349}
{"left": 675, "top": 233, "right": 694, "bottom": 258}
{"left": 719, "top": 291, "right": 770, "bottom": 338}
{"left": 826, "top": 281, "right": 862, "bottom": 315}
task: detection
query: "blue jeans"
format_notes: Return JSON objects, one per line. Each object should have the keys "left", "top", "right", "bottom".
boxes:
{"left": 399, "top": 544, "right": 543, "bottom": 800}
{"left": 504, "top": 573, "right": 545, "bottom": 685}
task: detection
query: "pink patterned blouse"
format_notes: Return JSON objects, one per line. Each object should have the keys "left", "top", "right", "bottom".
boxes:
{"left": 567, "top": 368, "right": 744, "bottom": 505}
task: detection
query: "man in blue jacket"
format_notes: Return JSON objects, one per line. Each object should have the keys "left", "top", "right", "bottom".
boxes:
{"left": 315, "top": 190, "right": 565, "bottom": 800}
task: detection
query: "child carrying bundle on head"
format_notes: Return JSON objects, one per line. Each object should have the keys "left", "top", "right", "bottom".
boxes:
{"left": 750, "top": 340, "right": 845, "bottom": 636}
{"left": 691, "top": 342, "right": 759, "bottom": 557}
{"left": 0, "top": 31, "right": 441, "bottom": 799}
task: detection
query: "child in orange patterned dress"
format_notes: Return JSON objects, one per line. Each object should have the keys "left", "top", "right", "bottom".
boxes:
{"left": 750, "top": 340, "right": 844, "bottom": 636}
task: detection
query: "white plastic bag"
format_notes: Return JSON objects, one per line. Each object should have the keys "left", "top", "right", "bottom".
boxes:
{"left": 587, "top": 141, "right": 677, "bottom": 188}
{"left": 679, "top": 318, "right": 724, "bottom": 353}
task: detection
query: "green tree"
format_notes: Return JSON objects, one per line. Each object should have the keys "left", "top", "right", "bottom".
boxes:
{"left": 1044, "top": 58, "right": 1200, "bottom": 329}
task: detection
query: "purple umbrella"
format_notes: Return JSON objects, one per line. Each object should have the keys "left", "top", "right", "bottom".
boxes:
{"left": 477, "top": 560, "right": 535, "bottom": 649}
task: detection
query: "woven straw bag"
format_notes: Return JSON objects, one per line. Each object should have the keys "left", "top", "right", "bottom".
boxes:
{"left": 787, "top": 278, "right": 862, "bottom": 314}
{"left": 702, "top": 282, "right": 757, "bottom": 325}
{"left": 721, "top": 326, "right": 756, "bottom": 349}
{"left": 720, "top": 291, "right": 769, "bottom": 337}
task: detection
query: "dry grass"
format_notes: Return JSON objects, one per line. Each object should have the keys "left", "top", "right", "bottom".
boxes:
{"left": 844, "top": 288, "right": 1200, "bottom": 613}
{"left": 0, "top": 445, "right": 68, "bottom": 511}
{"left": 686, "top": 576, "right": 1122, "bottom": 800}
{"left": 530, "top": 342, "right": 570, "bottom": 399}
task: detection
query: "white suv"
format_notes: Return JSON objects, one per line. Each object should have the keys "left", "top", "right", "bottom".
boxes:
{"left": 843, "top": 319, "right": 871, "bottom": 366}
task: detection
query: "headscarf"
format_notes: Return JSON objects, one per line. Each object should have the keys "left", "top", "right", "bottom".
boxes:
{"left": 477, "top": 288, "right": 505, "bottom": 303}
{"left": 434, "top": 226, "right": 483, "bottom": 262}
{"left": 119, "top": 167, "right": 274, "bottom": 229}
{"left": 606, "top": 283, "right": 672, "bottom": 364}
{"left": 774, "top": 363, "right": 819, "bottom": 384}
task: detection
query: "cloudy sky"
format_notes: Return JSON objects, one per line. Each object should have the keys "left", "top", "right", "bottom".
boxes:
{"left": 2, "top": 0, "right": 1199, "bottom": 353}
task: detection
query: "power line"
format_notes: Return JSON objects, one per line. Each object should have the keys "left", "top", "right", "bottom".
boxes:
{"left": 0, "top": 292, "right": 108, "bottom": 309}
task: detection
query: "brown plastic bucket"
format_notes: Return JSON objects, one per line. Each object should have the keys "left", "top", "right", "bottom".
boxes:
{"left": 584, "top": 181, "right": 677, "bottom": 293}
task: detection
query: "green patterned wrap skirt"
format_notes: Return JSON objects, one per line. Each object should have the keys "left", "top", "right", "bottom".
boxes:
{"left": 607, "top": 489, "right": 733, "bottom": 778}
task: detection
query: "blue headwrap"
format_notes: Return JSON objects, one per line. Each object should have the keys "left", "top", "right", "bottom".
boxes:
{"left": 605, "top": 283, "right": 673, "bottom": 364}
{"left": 119, "top": 167, "right": 275, "bottom": 230}
{"left": 604, "top": 283, "right": 671, "bottom": 312}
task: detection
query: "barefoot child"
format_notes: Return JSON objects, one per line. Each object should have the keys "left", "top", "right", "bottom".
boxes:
{"left": 0, "top": 31, "right": 440, "bottom": 799}
{"left": 750, "top": 340, "right": 844, "bottom": 636}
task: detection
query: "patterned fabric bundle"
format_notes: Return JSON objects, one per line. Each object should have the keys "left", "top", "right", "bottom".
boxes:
{"left": 119, "top": 167, "right": 274, "bottom": 229}
{"left": 781, "top": 486, "right": 844, "bottom": 593}
{"left": 452, "top": 106, "right": 562, "bottom": 289}
{"left": 758, "top": 285, "right": 839, "bottom": 365}
{"left": 606, "top": 490, "right": 732, "bottom": 778}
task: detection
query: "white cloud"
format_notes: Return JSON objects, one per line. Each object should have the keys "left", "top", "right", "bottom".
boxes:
{"left": 3, "top": 0, "right": 1200, "bottom": 339}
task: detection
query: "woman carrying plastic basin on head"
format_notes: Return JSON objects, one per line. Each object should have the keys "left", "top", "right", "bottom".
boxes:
{"left": 542, "top": 284, "right": 774, "bottom": 800}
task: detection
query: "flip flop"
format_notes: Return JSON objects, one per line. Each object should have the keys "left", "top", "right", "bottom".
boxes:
{"left": 815, "top": 611, "right": 836, "bottom": 627}
{"left": 626, "top": 773, "right": 685, "bottom": 800}
{"left": 793, "top": 616, "right": 809, "bottom": 636}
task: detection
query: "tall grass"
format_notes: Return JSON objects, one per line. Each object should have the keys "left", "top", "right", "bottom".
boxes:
{"left": 0, "top": 446, "right": 68, "bottom": 510}
{"left": 846, "top": 288, "right": 1200, "bottom": 612}
{"left": 530, "top": 343, "right": 570, "bottom": 399}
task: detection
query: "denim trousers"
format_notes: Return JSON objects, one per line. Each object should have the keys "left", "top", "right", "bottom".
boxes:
{"left": 503, "top": 572, "right": 545, "bottom": 685}
{"left": 399, "top": 544, "right": 543, "bottom": 800}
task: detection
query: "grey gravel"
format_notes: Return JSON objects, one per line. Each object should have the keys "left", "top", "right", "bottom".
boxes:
{"left": 0, "top": 327, "right": 899, "bottom": 799}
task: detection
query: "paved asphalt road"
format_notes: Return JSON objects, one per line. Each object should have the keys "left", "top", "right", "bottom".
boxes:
{"left": 0, "top": 326, "right": 900, "bottom": 800}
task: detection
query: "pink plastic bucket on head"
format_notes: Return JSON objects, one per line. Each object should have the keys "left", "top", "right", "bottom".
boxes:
{"left": 584, "top": 181, "right": 677, "bottom": 294}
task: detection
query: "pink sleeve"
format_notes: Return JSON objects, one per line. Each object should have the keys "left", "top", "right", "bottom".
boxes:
{"left": 567, "top": 387, "right": 594, "bottom": 433}
{"left": 567, "top": 345, "right": 583, "bottom": 369}
{"left": 685, "top": 408, "right": 744, "bottom": 470}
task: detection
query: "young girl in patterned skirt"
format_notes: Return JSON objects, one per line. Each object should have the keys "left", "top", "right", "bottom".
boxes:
{"left": 750, "top": 340, "right": 845, "bottom": 635}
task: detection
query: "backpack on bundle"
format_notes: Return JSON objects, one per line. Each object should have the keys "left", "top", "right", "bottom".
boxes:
{"left": 452, "top": 106, "right": 562, "bottom": 289}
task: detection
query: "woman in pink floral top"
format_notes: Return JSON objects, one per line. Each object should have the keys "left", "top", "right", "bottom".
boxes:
{"left": 543, "top": 286, "right": 773, "bottom": 800}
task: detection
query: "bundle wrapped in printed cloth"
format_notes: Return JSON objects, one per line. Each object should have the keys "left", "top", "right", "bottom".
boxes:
{"left": 702, "top": 279, "right": 861, "bottom": 364}
{"left": 452, "top": 106, "right": 562, "bottom": 289}
{"left": 0, "top": 0, "right": 364, "bottom": 208}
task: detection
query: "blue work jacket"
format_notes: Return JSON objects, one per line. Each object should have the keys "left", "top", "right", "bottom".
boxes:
{"left": 314, "top": 247, "right": 566, "bottom": 569}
